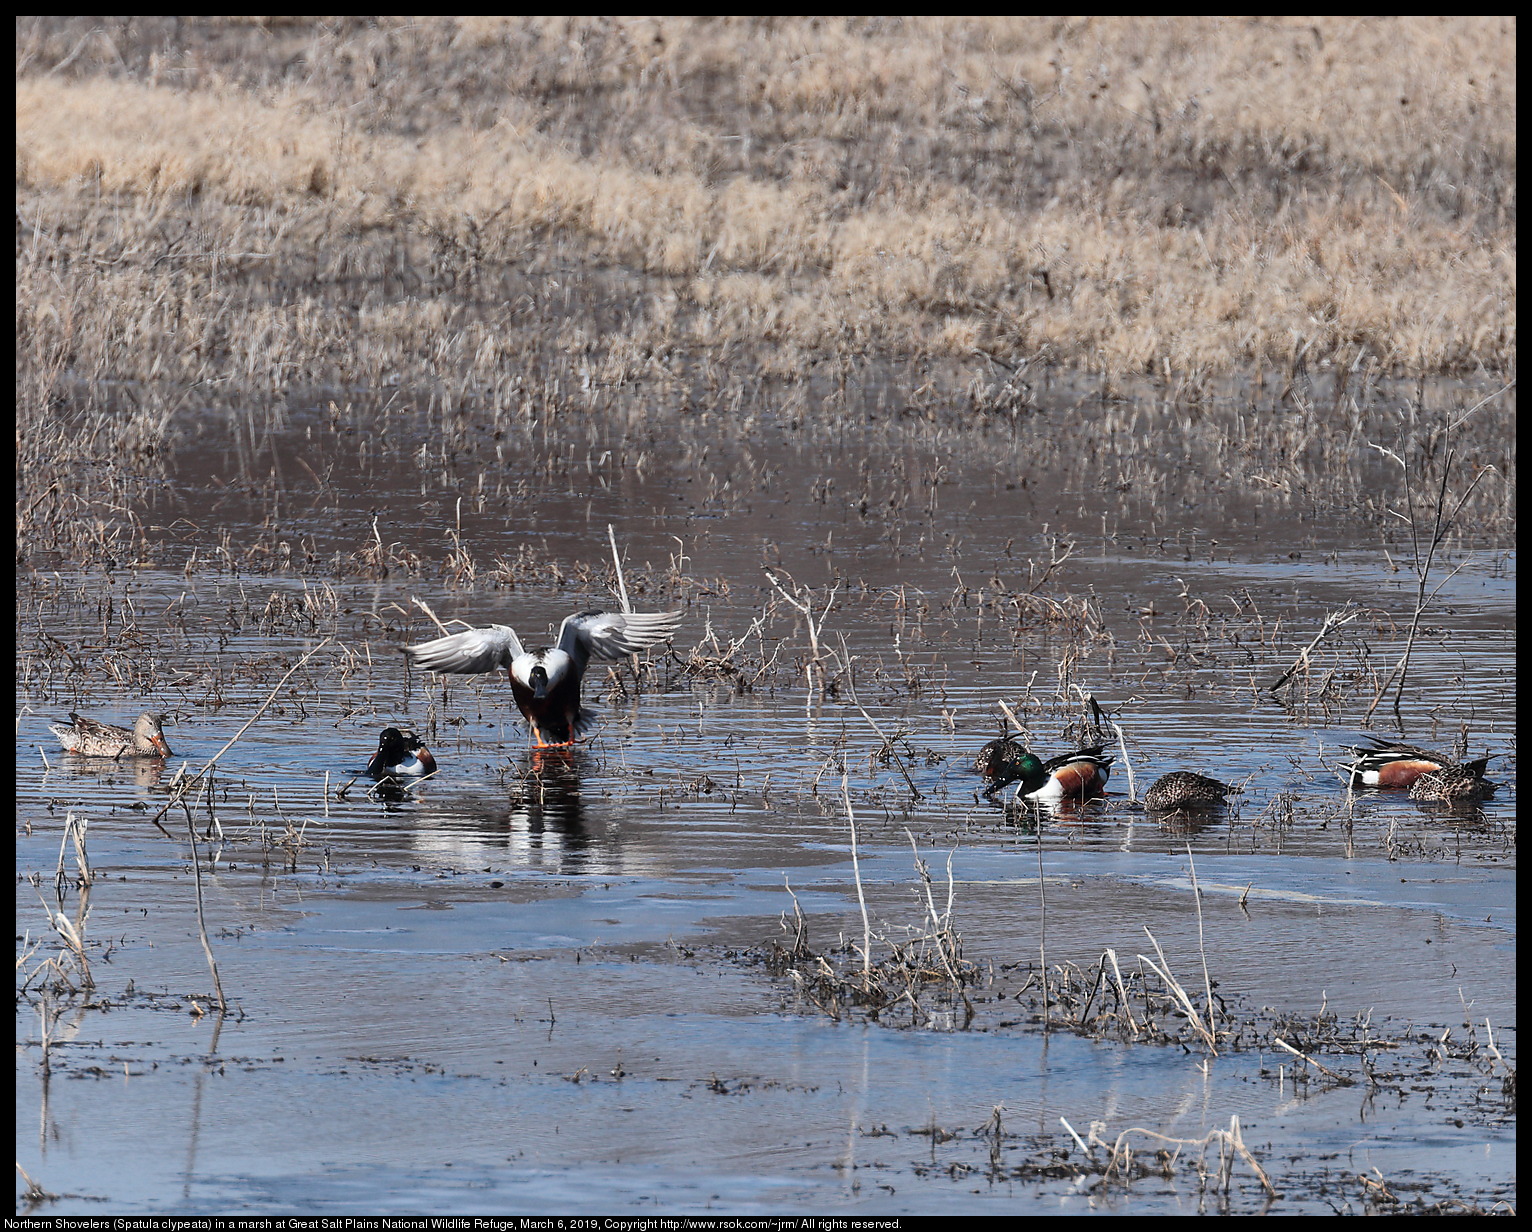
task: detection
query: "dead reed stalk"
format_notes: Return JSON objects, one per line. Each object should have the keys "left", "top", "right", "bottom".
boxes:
{"left": 54, "top": 812, "right": 91, "bottom": 889}
{"left": 146, "top": 637, "right": 330, "bottom": 1011}
{"left": 1364, "top": 393, "right": 1506, "bottom": 718}
{"left": 608, "top": 523, "right": 642, "bottom": 679}
{"left": 1267, "top": 604, "right": 1362, "bottom": 696}
{"left": 836, "top": 636, "right": 922, "bottom": 801}
{"left": 839, "top": 774, "right": 873, "bottom": 976}
{"left": 149, "top": 637, "right": 333, "bottom": 830}
{"left": 1271, "top": 1036, "right": 1354, "bottom": 1085}
{"left": 1105, "top": 1115, "right": 1278, "bottom": 1198}
{"left": 181, "top": 804, "right": 227, "bottom": 1014}
{"left": 766, "top": 568, "right": 838, "bottom": 712}
{"left": 904, "top": 830, "right": 973, "bottom": 1025}
{"left": 30, "top": 878, "right": 91, "bottom": 990}
{"left": 1036, "top": 809, "right": 1049, "bottom": 1028}
{"left": 1137, "top": 858, "right": 1221, "bottom": 1057}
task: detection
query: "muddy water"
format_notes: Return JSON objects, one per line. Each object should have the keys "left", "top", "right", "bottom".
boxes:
{"left": 16, "top": 387, "right": 1515, "bottom": 1214}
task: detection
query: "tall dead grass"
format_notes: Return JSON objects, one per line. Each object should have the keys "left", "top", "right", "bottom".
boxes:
{"left": 16, "top": 16, "right": 1514, "bottom": 400}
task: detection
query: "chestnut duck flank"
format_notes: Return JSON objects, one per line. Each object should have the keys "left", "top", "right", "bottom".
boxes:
{"left": 1337, "top": 738, "right": 1492, "bottom": 792}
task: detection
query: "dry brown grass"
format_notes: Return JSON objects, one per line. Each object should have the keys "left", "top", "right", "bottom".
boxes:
{"left": 16, "top": 15, "right": 1515, "bottom": 404}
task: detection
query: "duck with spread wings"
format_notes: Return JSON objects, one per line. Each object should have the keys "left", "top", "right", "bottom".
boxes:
{"left": 405, "top": 609, "right": 683, "bottom": 746}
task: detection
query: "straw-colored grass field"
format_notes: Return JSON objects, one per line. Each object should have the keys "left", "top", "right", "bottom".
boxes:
{"left": 16, "top": 15, "right": 1515, "bottom": 414}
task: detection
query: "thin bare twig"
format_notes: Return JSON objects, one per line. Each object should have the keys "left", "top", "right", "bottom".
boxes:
{"left": 1267, "top": 605, "right": 1361, "bottom": 694}
{"left": 1272, "top": 1036, "right": 1354, "bottom": 1085}
{"left": 836, "top": 636, "right": 922, "bottom": 800}
{"left": 149, "top": 638, "right": 332, "bottom": 830}
{"left": 839, "top": 775, "right": 873, "bottom": 975}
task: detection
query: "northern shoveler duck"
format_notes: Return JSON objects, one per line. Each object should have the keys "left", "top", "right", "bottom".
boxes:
{"left": 975, "top": 737, "right": 1113, "bottom": 802}
{"left": 367, "top": 727, "right": 438, "bottom": 779}
{"left": 1337, "top": 738, "right": 1491, "bottom": 791}
{"left": 1408, "top": 764, "right": 1498, "bottom": 804}
{"left": 404, "top": 609, "right": 683, "bottom": 746}
{"left": 1144, "top": 772, "right": 1231, "bottom": 811}
{"left": 49, "top": 712, "right": 173, "bottom": 758}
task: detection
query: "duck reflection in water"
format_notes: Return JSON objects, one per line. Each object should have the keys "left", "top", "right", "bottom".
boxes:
{"left": 405, "top": 754, "right": 600, "bottom": 872}
{"left": 503, "top": 744, "right": 592, "bottom": 855}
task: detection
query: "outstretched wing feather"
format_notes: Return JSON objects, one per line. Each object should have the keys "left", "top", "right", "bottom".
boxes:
{"left": 558, "top": 610, "right": 684, "bottom": 661}
{"left": 404, "top": 625, "right": 525, "bottom": 674}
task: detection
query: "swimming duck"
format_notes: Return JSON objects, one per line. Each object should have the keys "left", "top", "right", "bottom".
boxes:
{"left": 1337, "top": 738, "right": 1491, "bottom": 791}
{"left": 49, "top": 712, "right": 173, "bottom": 758}
{"left": 1407, "top": 764, "right": 1498, "bottom": 804}
{"left": 404, "top": 608, "right": 683, "bottom": 746}
{"left": 1144, "top": 771, "right": 1231, "bottom": 811}
{"left": 368, "top": 727, "right": 438, "bottom": 779}
{"left": 975, "top": 737, "right": 1113, "bottom": 802}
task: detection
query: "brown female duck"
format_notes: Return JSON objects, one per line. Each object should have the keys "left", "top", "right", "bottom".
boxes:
{"left": 49, "top": 712, "right": 173, "bottom": 758}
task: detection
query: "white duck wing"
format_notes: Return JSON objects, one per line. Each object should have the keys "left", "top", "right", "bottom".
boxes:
{"left": 404, "top": 624, "right": 526, "bottom": 675}
{"left": 557, "top": 609, "right": 683, "bottom": 664}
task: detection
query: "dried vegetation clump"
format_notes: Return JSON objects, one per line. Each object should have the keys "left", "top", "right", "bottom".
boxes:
{"left": 766, "top": 896, "right": 981, "bottom": 1030}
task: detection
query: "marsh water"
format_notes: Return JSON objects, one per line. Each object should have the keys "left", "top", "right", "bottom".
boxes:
{"left": 16, "top": 381, "right": 1515, "bottom": 1214}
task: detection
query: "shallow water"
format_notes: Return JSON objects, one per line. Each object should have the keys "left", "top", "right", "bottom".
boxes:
{"left": 16, "top": 387, "right": 1516, "bottom": 1214}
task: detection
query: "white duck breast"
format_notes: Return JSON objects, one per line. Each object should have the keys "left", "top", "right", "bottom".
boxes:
{"left": 512, "top": 648, "right": 574, "bottom": 692}
{"left": 405, "top": 609, "right": 682, "bottom": 746}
